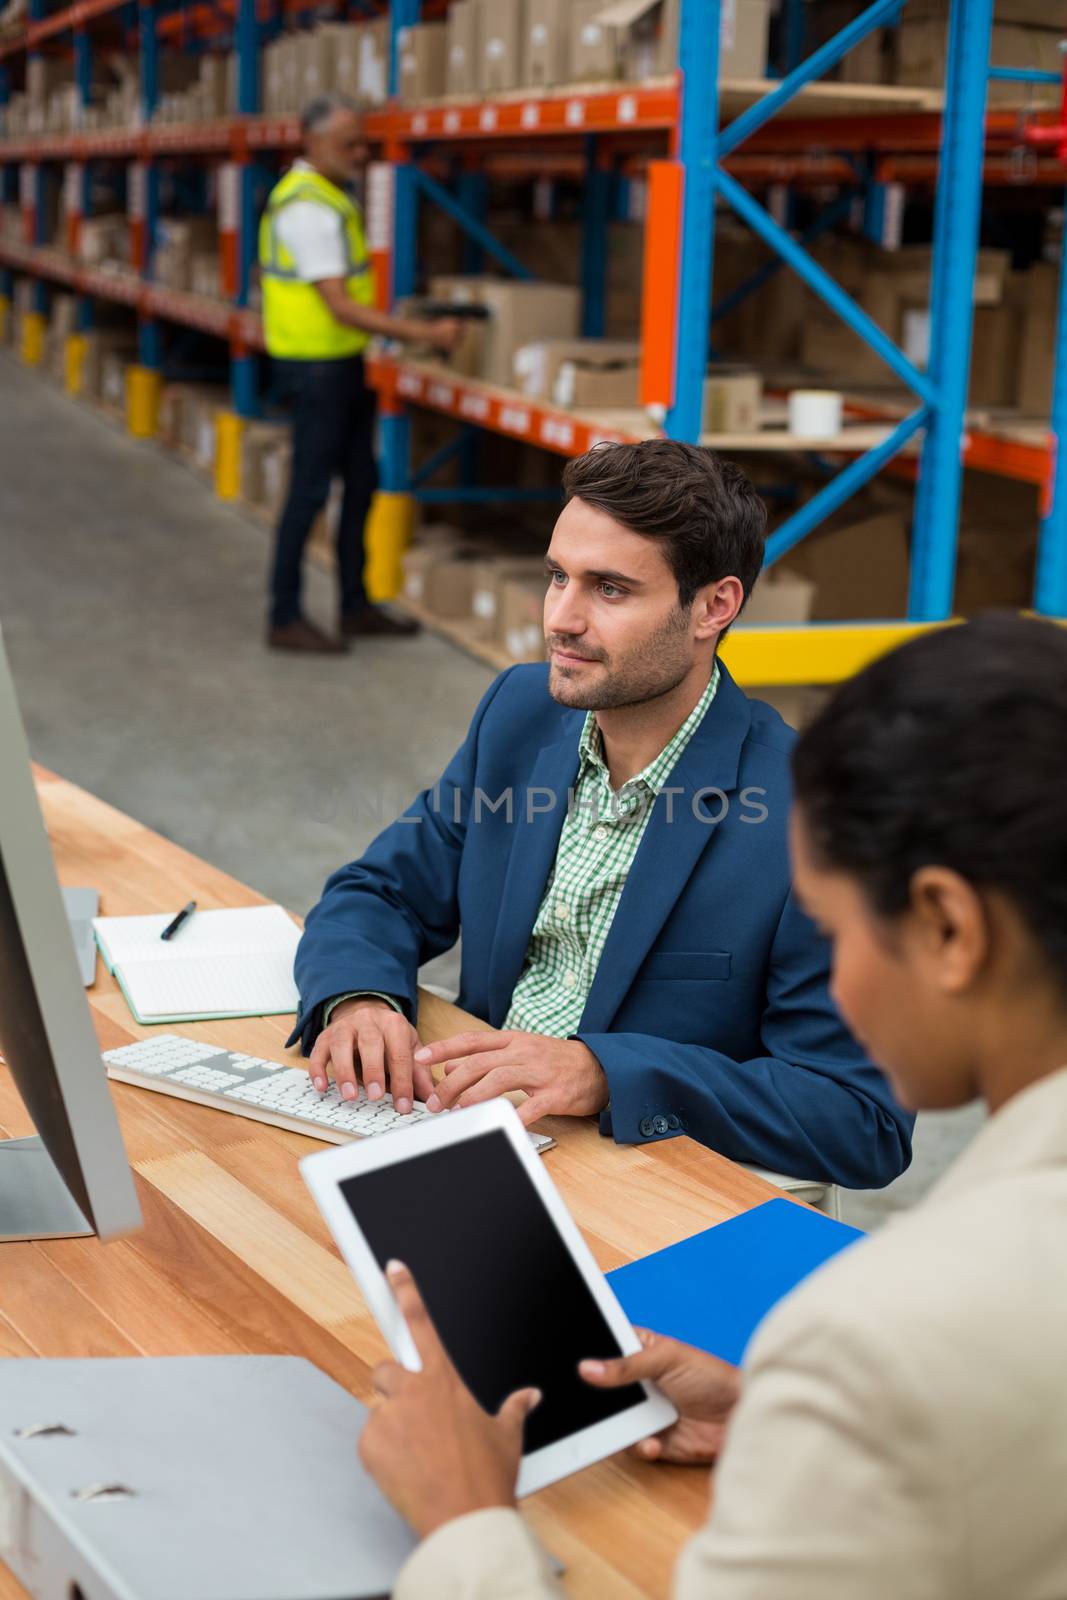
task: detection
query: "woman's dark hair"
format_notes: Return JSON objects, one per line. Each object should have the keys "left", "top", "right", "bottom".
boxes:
{"left": 561, "top": 439, "right": 767, "bottom": 613}
{"left": 792, "top": 612, "right": 1067, "bottom": 972}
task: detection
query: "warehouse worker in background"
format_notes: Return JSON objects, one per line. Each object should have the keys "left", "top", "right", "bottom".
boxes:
{"left": 260, "top": 95, "right": 461, "bottom": 655}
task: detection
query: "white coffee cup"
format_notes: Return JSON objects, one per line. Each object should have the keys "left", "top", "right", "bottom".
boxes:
{"left": 788, "top": 389, "right": 844, "bottom": 439}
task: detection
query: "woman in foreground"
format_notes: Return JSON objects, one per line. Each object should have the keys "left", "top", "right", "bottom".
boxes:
{"left": 361, "top": 612, "right": 1067, "bottom": 1600}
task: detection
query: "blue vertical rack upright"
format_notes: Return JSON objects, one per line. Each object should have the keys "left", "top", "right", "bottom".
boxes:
{"left": 661, "top": 0, "right": 996, "bottom": 625}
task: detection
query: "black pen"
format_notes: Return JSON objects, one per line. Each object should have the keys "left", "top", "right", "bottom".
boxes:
{"left": 160, "top": 900, "right": 197, "bottom": 942}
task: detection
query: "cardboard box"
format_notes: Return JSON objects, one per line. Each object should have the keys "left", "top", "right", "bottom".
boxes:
{"left": 280, "top": 35, "right": 303, "bottom": 113}
{"left": 240, "top": 421, "right": 291, "bottom": 505}
{"left": 26, "top": 55, "right": 72, "bottom": 108}
{"left": 1016, "top": 261, "right": 1057, "bottom": 416}
{"left": 333, "top": 25, "right": 362, "bottom": 102}
{"left": 301, "top": 25, "right": 344, "bottom": 100}
{"left": 480, "top": 280, "right": 582, "bottom": 387}
{"left": 446, "top": 0, "right": 480, "bottom": 95}
{"left": 154, "top": 216, "right": 218, "bottom": 291}
{"left": 968, "top": 293, "right": 1026, "bottom": 412}
{"left": 48, "top": 292, "right": 76, "bottom": 342}
{"left": 746, "top": 686, "right": 828, "bottom": 731}
{"left": 198, "top": 55, "right": 228, "bottom": 118}
{"left": 499, "top": 573, "right": 548, "bottom": 662}
{"left": 513, "top": 336, "right": 639, "bottom": 400}
{"left": 702, "top": 367, "right": 763, "bottom": 434}
{"left": 652, "top": 0, "right": 770, "bottom": 78}
{"left": 263, "top": 40, "right": 285, "bottom": 113}
{"left": 398, "top": 22, "right": 447, "bottom": 101}
{"left": 100, "top": 351, "right": 128, "bottom": 411}
{"left": 569, "top": 0, "right": 620, "bottom": 81}
{"left": 560, "top": 353, "right": 641, "bottom": 409}
{"left": 464, "top": 556, "right": 547, "bottom": 640}
{"left": 79, "top": 330, "right": 137, "bottom": 400}
{"left": 738, "top": 567, "right": 815, "bottom": 627}
{"left": 189, "top": 251, "right": 221, "bottom": 299}
{"left": 398, "top": 288, "right": 487, "bottom": 377}
{"left": 955, "top": 471, "right": 1040, "bottom": 614}
{"left": 402, "top": 540, "right": 464, "bottom": 605}
{"left": 358, "top": 19, "right": 389, "bottom": 104}
{"left": 429, "top": 277, "right": 581, "bottom": 387}
{"left": 800, "top": 302, "right": 889, "bottom": 384}
{"left": 781, "top": 507, "right": 911, "bottom": 622}
{"left": 424, "top": 551, "right": 488, "bottom": 617}
{"left": 523, "top": 0, "right": 568, "bottom": 86}
{"left": 263, "top": 443, "right": 293, "bottom": 522}
{"left": 896, "top": 20, "right": 1063, "bottom": 107}
{"left": 477, "top": 0, "right": 524, "bottom": 93}
{"left": 76, "top": 214, "right": 127, "bottom": 267}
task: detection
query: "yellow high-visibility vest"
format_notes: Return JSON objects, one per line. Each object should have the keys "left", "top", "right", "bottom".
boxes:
{"left": 258, "top": 166, "right": 375, "bottom": 360}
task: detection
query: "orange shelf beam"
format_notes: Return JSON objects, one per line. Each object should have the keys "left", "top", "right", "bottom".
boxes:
{"left": 363, "top": 83, "right": 679, "bottom": 143}
{"left": 365, "top": 355, "right": 643, "bottom": 456}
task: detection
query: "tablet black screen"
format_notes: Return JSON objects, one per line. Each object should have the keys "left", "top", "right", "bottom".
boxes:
{"left": 339, "top": 1129, "right": 645, "bottom": 1454}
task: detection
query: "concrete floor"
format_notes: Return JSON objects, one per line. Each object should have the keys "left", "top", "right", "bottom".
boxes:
{"left": 0, "top": 356, "right": 986, "bottom": 1229}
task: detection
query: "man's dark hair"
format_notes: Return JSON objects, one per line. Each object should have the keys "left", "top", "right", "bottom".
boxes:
{"left": 561, "top": 439, "right": 767, "bottom": 612}
{"left": 793, "top": 612, "right": 1067, "bottom": 979}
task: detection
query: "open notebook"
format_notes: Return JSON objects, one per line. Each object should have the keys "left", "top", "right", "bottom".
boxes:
{"left": 93, "top": 905, "right": 301, "bottom": 1024}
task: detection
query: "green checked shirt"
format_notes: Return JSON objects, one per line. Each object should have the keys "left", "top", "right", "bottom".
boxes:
{"left": 504, "top": 665, "right": 721, "bottom": 1039}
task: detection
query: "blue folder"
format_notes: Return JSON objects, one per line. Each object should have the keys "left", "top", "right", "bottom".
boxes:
{"left": 606, "top": 1198, "right": 864, "bottom": 1367}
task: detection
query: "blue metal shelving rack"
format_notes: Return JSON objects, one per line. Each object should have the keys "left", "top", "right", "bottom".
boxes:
{"left": 2, "top": 0, "right": 1066, "bottom": 672}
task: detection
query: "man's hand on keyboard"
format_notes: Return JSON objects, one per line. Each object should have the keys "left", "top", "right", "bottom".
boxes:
{"left": 308, "top": 999, "right": 430, "bottom": 1114}
{"left": 412, "top": 1030, "right": 609, "bottom": 1124}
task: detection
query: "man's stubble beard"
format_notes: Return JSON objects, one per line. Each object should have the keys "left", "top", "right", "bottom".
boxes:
{"left": 548, "top": 605, "right": 695, "bottom": 711}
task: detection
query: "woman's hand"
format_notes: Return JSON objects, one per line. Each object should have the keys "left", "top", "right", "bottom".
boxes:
{"left": 581, "top": 1328, "right": 741, "bottom": 1465}
{"left": 359, "top": 1261, "right": 542, "bottom": 1539}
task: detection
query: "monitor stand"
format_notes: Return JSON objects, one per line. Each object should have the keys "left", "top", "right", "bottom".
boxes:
{"left": 0, "top": 1137, "right": 92, "bottom": 1241}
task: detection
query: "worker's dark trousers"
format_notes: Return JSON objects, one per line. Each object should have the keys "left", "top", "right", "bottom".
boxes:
{"left": 270, "top": 354, "right": 377, "bottom": 628}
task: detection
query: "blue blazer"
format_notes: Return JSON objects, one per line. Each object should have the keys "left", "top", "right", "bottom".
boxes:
{"left": 290, "top": 663, "right": 912, "bottom": 1188}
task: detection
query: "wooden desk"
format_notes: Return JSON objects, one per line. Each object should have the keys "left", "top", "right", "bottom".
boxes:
{"left": 0, "top": 771, "right": 781, "bottom": 1600}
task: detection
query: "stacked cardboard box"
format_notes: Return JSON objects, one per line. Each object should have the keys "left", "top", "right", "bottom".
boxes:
{"left": 398, "top": 22, "right": 448, "bottom": 100}
{"left": 796, "top": 240, "right": 1035, "bottom": 407}
{"left": 239, "top": 422, "right": 291, "bottom": 508}
{"left": 401, "top": 533, "right": 550, "bottom": 661}
{"left": 427, "top": 276, "right": 582, "bottom": 387}
{"left": 446, "top": 0, "right": 482, "bottom": 94}
{"left": 810, "top": 0, "right": 1062, "bottom": 105}
{"left": 702, "top": 367, "right": 763, "bottom": 433}
{"left": 43, "top": 292, "right": 76, "bottom": 381}
{"left": 262, "top": 20, "right": 389, "bottom": 114}
{"left": 78, "top": 328, "right": 138, "bottom": 402}
{"left": 513, "top": 337, "right": 641, "bottom": 404}
{"left": 76, "top": 215, "right": 129, "bottom": 269}
{"left": 154, "top": 217, "right": 219, "bottom": 293}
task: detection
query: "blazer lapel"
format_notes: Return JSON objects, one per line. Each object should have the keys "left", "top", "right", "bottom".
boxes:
{"left": 486, "top": 728, "right": 582, "bottom": 1023}
{"left": 578, "top": 666, "right": 753, "bottom": 1035}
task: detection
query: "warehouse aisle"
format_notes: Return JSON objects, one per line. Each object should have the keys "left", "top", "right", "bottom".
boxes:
{"left": 0, "top": 358, "right": 493, "bottom": 926}
{"left": 0, "top": 357, "right": 981, "bottom": 1226}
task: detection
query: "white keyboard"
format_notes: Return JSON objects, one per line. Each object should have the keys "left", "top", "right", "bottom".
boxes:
{"left": 103, "top": 1033, "right": 554, "bottom": 1153}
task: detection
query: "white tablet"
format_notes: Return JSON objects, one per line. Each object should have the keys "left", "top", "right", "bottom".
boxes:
{"left": 301, "top": 1099, "right": 677, "bottom": 1496}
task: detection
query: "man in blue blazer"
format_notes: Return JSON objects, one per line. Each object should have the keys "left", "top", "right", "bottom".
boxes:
{"left": 289, "top": 440, "right": 912, "bottom": 1188}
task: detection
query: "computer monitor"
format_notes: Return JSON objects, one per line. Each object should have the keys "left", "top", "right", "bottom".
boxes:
{"left": 0, "top": 628, "right": 142, "bottom": 1243}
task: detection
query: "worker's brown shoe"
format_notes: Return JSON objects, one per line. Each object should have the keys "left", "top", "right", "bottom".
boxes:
{"left": 340, "top": 604, "right": 421, "bottom": 638}
{"left": 267, "top": 618, "right": 349, "bottom": 654}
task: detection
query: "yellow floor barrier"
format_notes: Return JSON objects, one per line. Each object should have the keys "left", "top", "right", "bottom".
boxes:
{"left": 126, "top": 365, "right": 162, "bottom": 438}
{"left": 64, "top": 333, "right": 87, "bottom": 397}
{"left": 214, "top": 411, "right": 244, "bottom": 500}
{"left": 364, "top": 491, "right": 415, "bottom": 602}
{"left": 20, "top": 310, "right": 46, "bottom": 368}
